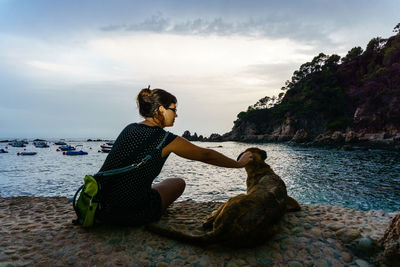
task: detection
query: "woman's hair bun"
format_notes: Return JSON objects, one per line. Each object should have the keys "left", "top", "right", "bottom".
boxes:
{"left": 136, "top": 86, "right": 177, "bottom": 120}
{"left": 139, "top": 87, "right": 153, "bottom": 98}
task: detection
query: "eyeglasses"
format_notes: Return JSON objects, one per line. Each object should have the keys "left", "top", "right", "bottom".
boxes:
{"left": 167, "top": 107, "right": 177, "bottom": 114}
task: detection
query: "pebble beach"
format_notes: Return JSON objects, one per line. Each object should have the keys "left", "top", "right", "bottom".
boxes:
{"left": 0, "top": 196, "right": 397, "bottom": 266}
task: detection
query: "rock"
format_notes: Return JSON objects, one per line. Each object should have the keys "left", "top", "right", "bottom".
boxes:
{"left": 327, "top": 222, "right": 345, "bottom": 231}
{"left": 345, "top": 131, "right": 358, "bottom": 143}
{"left": 66, "top": 257, "right": 76, "bottom": 265}
{"left": 242, "top": 134, "right": 264, "bottom": 142}
{"left": 341, "top": 252, "right": 353, "bottom": 263}
{"left": 335, "top": 229, "right": 361, "bottom": 243}
{"left": 315, "top": 133, "right": 333, "bottom": 144}
{"left": 342, "top": 145, "right": 354, "bottom": 151}
{"left": 292, "top": 129, "right": 309, "bottom": 143}
{"left": 288, "top": 261, "right": 303, "bottom": 267}
{"left": 357, "top": 237, "right": 374, "bottom": 253}
{"left": 331, "top": 131, "right": 345, "bottom": 142}
{"left": 355, "top": 259, "right": 371, "bottom": 267}
{"left": 207, "top": 133, "right": 223, "bottom": 142}
{"left": 378, "top": 213, "right": 400, "bottom": 266}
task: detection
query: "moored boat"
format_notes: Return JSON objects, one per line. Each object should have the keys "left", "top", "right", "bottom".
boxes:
{"left": 100, "top": 143, "right": 113, "bottom": 153}
{"left": 9, "top": 141, "right": 26, "bottom": 147}
{"left": 101, "top": 147, "right": 112, "bottom": 153}
{"left": 34, "top": 141, "right": 49, "bottom": 148}
{"left": 60, "top": 145, "right": 75, "bottom": 151}
{"left": 17, "top": 152, "right": 37, "bottom": 156}
{"left": 65, "top": 150, "right": 88, "bottom": 156}
{"left": 0, "top": 149, "right": 8, "bottom": 153}
{"left": 54, "top": 140, "right": 67, "bottom": 145}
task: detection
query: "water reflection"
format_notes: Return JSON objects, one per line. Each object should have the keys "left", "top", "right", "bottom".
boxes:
{"left": 0, "top": 141, "right": 399, "bottom": 211}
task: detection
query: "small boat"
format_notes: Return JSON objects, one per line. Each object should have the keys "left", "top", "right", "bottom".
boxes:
{"left": 101, "top": 147, "right": 112, "bottom": 153}
{"left": 0, "top": 149, "right": 8, "bottom": 153}
{"left": 100, "top": 143, "right": 113, "bottom": 153}
{"left": 60, "top": 145, "right": 76, "bottom": 151}
{"left": 106, "top": 141, "right": 115, "bottom": 146}
{"left": 9, "top": 141, "right": 26, "bottom": 147}
{"left": 54, "top": 140, "right": 67, "bottom": 145}
{"left": 34, "top": 141, "right": 49, "bottom": 148}
{"left": 17, "top": 152, "right": 37, "bottom": 156}
{"left": 65, "top": 150, "right": 88, "bottom": 156}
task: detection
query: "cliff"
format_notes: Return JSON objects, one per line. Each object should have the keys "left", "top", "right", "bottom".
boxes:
{"left": 187, "top": 25, "right": 400, "bottom": 149}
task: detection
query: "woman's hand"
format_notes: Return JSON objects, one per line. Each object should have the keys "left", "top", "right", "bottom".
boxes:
{"left": 237, "top": 151, "right": 253, "bottom": 167}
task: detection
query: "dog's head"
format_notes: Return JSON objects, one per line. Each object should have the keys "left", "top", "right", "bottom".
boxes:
{"left": 238, "top": 148, "right": 269, "bottom": 189}
{"left": 237, "top": 147, "right": 267, "bottom": 163}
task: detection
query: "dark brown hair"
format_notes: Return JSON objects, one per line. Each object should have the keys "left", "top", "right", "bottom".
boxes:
{"left": 137, "top": 87, "right": 177, "bottom": 123}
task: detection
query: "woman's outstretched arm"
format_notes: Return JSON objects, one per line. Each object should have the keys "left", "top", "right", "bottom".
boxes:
{"left": 162, "top": 136, "right": 252, "bottom": 168}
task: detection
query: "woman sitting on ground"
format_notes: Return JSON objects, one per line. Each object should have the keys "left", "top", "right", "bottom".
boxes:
{"left": 96, "top": 87, "right": 253, "bottom": 225}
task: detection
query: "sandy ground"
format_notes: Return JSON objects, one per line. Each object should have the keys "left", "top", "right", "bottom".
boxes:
{"left": 0, "top": 196, "right": 397, "bottom": 266}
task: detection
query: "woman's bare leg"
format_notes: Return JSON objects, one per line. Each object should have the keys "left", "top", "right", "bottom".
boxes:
{"left": 152, "top": 178, "right": 186, "bottom": 211}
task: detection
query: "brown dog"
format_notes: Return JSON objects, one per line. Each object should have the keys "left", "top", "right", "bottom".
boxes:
{"left": 147, "top": 147, "right": 301, "bottom": 247}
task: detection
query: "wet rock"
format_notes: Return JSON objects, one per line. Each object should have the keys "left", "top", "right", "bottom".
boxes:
{"left": 292, "top": 129, "right": 310, "bottom": 143}
{"left": 345, "top": 131, "right": 358, "bottom": 143}
{"left": 331, "top": 131, "right": 345, "bottom": 142}
{"left": 342, "top": 145, "right": 354, "bottom": 151}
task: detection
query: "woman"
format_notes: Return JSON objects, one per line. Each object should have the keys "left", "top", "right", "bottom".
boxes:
{"left": 97, "top": 87, "right": 253, "bottom": 225}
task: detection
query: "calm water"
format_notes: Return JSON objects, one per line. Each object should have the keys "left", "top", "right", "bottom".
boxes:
{"left": 0, "top": 141, "right": 399, "bottom": 212}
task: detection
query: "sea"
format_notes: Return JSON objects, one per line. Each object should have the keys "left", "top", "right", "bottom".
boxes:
{"left": 0, "top": 140, "right": 399, "bottom": 212}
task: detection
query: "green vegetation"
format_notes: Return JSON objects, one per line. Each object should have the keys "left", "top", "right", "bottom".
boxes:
{"left": 235, "top": 23, "right": 400, "bottom": 136}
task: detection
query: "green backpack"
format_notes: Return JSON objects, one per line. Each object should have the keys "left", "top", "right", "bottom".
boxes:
{"left": 72, "top": 175, "right": 101, "bottom": 227}
{"left": 72, "top": 132, "right": 169, "bottom": 227}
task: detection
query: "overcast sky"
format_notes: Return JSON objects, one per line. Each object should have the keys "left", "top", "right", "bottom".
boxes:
{"left": 0, "top": 0, "right": 398, "bottom": 139}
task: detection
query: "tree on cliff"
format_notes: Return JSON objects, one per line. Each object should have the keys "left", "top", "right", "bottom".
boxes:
{"left": 232, "top": 23, "right": 400, "bottom": 139}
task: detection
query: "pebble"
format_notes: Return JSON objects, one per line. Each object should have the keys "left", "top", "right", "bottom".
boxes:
{"left": 288, "top": 260, "right": 303, "bottom": 267}
{"left": 66, "top": 257, "right": 76, "bottom": 265}
{"left": 335, "top": 229, "right": 361, "bottom": 243}
{"left": 357, "top": 237, "right": 373, "bottom": 252}
{"left": 341, "top": 252, "right": 353, "bottom": 263}
{"left": 327, "top": 222, "right": 345, "bottom": 231}
{"left": 314, "top": 258, "right": 329, "bottom": 267}
{"left": 4, "top": 249, "right": 16, "bottom": 255}
{"left": 355, "top": 259, "right": 371, "bottom": 267}
{"left": 0, "top": 197, "right": 394, "bottom": 266}
{"left": 303, "top": 223, "right": 312, "bottom": 230}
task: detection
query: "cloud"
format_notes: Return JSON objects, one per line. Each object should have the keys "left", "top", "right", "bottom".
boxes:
{"left": 100, "top": 14, "right": 336, "bottom": 46}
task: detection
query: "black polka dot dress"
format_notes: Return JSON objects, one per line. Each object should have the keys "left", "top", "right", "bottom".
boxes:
{"left": 96, "top": 123, "right": 177, "bottom": 225}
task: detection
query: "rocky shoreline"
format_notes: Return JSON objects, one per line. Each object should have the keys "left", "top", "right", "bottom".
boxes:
{"left": 183, "top": 130, "right": 400, "bottom": 151}
{"left": 1, "top": 196, "right": 399, "bottom": 266}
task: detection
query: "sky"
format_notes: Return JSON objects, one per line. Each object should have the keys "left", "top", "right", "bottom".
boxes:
{"left": 0, "top": 0, "right": 399, "bottom": 139}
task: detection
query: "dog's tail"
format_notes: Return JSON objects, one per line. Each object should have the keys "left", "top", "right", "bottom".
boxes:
{"left": 145, "top": 223, "right": 219, "bottom": 245}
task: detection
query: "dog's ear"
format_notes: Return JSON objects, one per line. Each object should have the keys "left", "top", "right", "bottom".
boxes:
{"left": 236, "top": 151, "right": 245, "bottom": 161}
{"left": 260, "top": 150, "right": 267, "bottom": 161}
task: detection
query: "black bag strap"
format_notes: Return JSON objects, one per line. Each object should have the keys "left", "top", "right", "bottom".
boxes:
{"left": 95, "top": 131, "right": 169, "bottom": 177}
